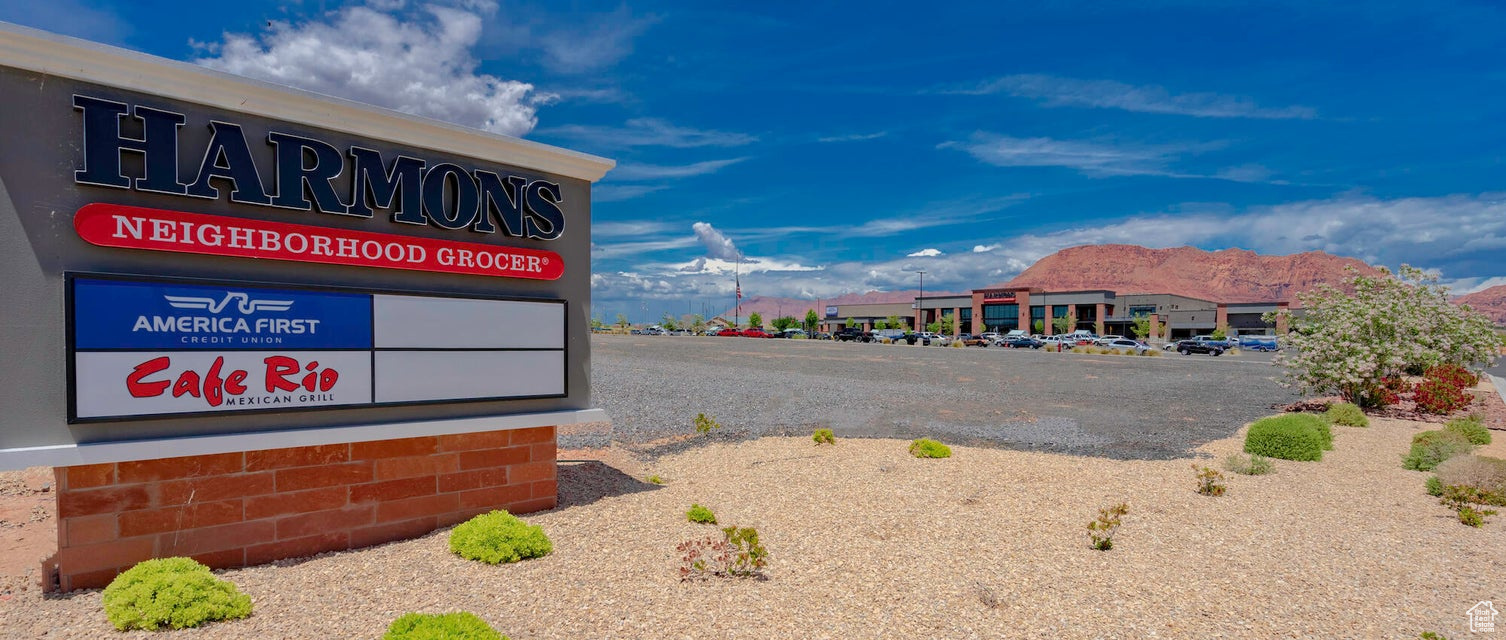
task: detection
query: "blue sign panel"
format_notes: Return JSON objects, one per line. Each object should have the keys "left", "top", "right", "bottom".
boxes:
{"left": 73, "top": 278, "right": 372, "bottom": 350}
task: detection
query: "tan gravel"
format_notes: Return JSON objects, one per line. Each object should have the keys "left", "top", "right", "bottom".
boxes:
{"left": 2, "top": 416, "right": 1503, "bottom": 639}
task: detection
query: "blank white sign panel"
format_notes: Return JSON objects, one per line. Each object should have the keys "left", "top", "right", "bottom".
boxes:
{"left": 373, "top": 350, "right": 565, "bottom": 403}
{"left": 373, "top": 295, "right": 563, "bottom": 349}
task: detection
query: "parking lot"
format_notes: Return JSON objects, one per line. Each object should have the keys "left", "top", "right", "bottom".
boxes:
{"left": 588, "top": 335, "right": 1297, "bottom": 460}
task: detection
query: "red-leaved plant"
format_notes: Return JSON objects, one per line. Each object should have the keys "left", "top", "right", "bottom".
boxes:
{"left": 1415, "top": 377, "right": 1472, "bottom": 414}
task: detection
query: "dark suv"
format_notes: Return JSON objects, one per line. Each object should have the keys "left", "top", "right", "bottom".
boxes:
{"left": 1175, "top": 339, "right": 1225, "bottom": 356}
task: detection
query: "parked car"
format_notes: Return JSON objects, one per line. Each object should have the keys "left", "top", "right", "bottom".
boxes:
{"left": 1239, "top": 335, "right": 1280, "bottom": 351}
{"left": 740, "top": 328, "right": 769, "bottom": 338}
{"left": 1093, "top": 334, "right": 1125, "bottom": 346}
{"left": 1039, "top": 336, "right": 1070, "bottom": 350}
{"left": 979, "top": 332, "right": 1002, "bottom": 342}
{"left": 1003, "top": 336, "right": 1043, "bottom": 349}
{"left": 915, "top": 331, "right": 951, "bottom": 346}
{"left": 1175, "top": 339, "right": 1225, "bottom": 356}
{"left": 1103, "top": 338, "right": 1153, "bottom": 354}
{"left": 957, "top": 333, "right": 991, "bottom": 347}
{"left": 890, "top": 332, "right": 920, "bottom": 345}
{"left": 716, "top": 328, "right": 742, "bottom": 337}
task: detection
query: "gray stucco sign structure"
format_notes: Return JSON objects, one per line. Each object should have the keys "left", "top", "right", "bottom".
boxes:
{"left": 0, "top": 23, "right": 614, "bottom": 470}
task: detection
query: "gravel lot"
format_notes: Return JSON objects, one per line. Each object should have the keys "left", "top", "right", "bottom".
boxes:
{"left": 4, "top": 414, "right": 1502, "bottom": 639}
{"left": 586, "top": 335, "right": 1298, "bottom": 459}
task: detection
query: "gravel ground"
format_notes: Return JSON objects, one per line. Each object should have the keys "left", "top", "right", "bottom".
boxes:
{"left": 585, "top": 335, "right": 1298, "bottom": 459}
{"left": 3, "top": 415, "right": 1502, "bottom": 639}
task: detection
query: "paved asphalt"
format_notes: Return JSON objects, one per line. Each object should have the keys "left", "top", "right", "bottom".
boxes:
{"left": 587, "top": 335, "right": 1299, "bottom": 460}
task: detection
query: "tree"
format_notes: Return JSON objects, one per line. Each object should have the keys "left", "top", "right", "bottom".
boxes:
{"left": 886, "top": 315, "right": 905, "bottom": 332}
{"left": 690, "top": 314, "right": 707, "bottom": 335}
{"left": 845, "top": 317, "right": 856, "bottom": 329}
{"left": 873, "top": 318, "right": 888, "bottom": 331}
{"left": 1033, "top": 319, "right": 1045, "bottom": 334}
{"left": 939, "top": 315, "right": 955, "bottom": 335}
{"left": 1268, "top": 265, "right": 1504, "bottom": 408}
{"left": 615, "top": 313, "right": 629, "bottom": 330}
{"left": 1052, "top": 315, "right": 1073, "bottom": 335}
{"left": 1131, "top": 315, "right": 1150, "bottom": 340}
{"left": 747, "top": 312, "right": 763, "bottom": 329}
{"left": 660, "top": 313, "right": 679, "bottom": 331}
{"left": 926, "top": 320, "right": 941, "bottom": 333}
{"left": 1210, "top": 327, "right": 1226, "bottom": 340}
{"left": 590, "top": 315, "right": 605, "bottom": 330}
{"left": 772, "top": 315, "right": 798, "bottom": 332}
{"left": 804, "top": 309, "right": 819, "bottom": 333}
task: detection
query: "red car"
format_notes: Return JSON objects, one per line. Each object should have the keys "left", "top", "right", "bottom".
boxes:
{"left": 741, "top": 328, "right": 769, "bottom": 338}
{"left": 714, "top": 328, "right": 741, "bottom": 337}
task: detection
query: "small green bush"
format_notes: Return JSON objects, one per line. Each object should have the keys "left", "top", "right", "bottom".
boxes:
{"left": 1223, "top": 453, "right": 1274, "bottom": 476}
{"left": 1440, "top": 484, "right": 1499, "bottom": 527}
{"left": 449, "top": 511, "right": 552, "bottom": 565}
{"left": 1193, "top": 464, "right": 1226, "bottom": 496}
{"left": 1312, "top": 416, "right": 1335, "bottom": 450}
{"left": 385, "top": 612, "right": 506, "bottom": 640}
{"left": 1425, "top": 475, "right": 1444, "bottom": 497}
{"left": 1324, "top": 402, "right": 1369, "bottom": 428}
{"left": 1444, "top": 416, "right": 1491, "bottom": 445}
{"left": 646, "top": 474, "right": 664, "bottom": 485}
{"left": 686, "top": 503, "right": 717, "bottom": 524}
{"left": 1244, "top": 414, "right": 1327, "bottom": 462}
{"left": 812, "top": 428, "right": 835, "bottom": 445}
{"left": 694, "top": 413, "right": 722, "bottom": 435}
{"left": 102, "top": 557, "right": 252, "bottom": 631}
{"left": 909, "top": 438, "right": 952, "bottom": 458}
{"left": 1402, "top": 430, "right": 1475, "bottom": 472}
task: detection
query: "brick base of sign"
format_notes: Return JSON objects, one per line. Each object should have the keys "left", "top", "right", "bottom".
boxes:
{"left": 45, "top": 426, "right": 557, "bottom": 592}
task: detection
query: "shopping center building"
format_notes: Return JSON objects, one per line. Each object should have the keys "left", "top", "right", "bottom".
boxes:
{"left": 820, "top": 286, "right": 1289, "bottom": 340}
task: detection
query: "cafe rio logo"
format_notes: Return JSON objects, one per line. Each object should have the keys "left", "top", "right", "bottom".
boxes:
{"left": 72, "top": 95, "right": 566, "bottom": 240}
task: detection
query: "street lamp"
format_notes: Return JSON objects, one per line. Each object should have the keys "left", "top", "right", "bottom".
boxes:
{"left": 916, "top": 270, "right": 925, "bottom": 332}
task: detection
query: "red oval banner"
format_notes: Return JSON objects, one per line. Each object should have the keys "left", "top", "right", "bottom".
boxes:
{"left": 74, "top": 203, "right": 564, "bottom": 280}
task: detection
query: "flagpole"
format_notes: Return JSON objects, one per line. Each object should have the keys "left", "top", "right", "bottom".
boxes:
{"left": 734, "top": 256, "right": 741, "bottom": 329}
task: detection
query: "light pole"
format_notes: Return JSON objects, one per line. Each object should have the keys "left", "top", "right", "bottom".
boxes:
{"left": 916, "top": 270, "right": 925, "bottom": 333}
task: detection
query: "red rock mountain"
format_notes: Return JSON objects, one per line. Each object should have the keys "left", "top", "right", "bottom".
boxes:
{"left": 1456, "top": 285, "right": 1506, "bottom": 325}
{"left": 998, "top": 245, "right": 1381, "bottom": 303}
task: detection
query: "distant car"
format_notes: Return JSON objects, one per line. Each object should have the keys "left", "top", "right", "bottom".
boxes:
{"left": 1239, "top": 335, "right": 1280, "bottom": 351}
{"left": 812, "top": 331, "right": 832, "bottom": 340}
{"left": 980, "top": 332, "right": 1002, "bottom": 342}
{"left": 916, "top": 332, "right": 951, "bottom": 346}
{"left": 1003, "top": 336, "right": 1043, "bottom": 349}
{"left": 1039, "top": 336, "right": 1069, "bottom": 349}
{"left": 957, "top": 333, "right": 991, "bottom": 347}
{"left": 716, "top": 328, "right": 742, "bottom": 337}
{"left": 1175, "top": 339, "right": 1224, "bottom": 356}
{"left": 741, "top": 328, "right": 770, "bottom": 338}
{"left": 1103, "top": 338, "right": 1153, "bottom": 354}
{"left": 1094, "top": 335, "right": 1125, "bottom": 346}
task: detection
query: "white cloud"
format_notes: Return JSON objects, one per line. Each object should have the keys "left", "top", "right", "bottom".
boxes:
{"left": 533, "top": 6, "right": 658, "bottom": 73}
{"left": 817, "top": 131, "right": 889, "bottom": 143}
{"left": 609, "top": 158, "right": 747, "bottom": 181}
{"left": 592, "top": 220, "right": 678, "bottom": 238}
{"left": 590, "top": 193, "right": 1506, "bottom": 315}
{"left": 955, "top": 74, "right": 1317, "bottom": 120}
{"left": 939, "top": 133, "right": 1206, "bottom": 177}
{"left": 540, "top": 118, "right": 757, "bottom": 149}
{"left": 907, "top": 248, "right": 943, "bottom": 257}
{"left": 1447, "top": 276, "right": 1506, "bottom": 295}
{"left": 692, "top": 222, "right": 743, "bottom": 261}
{"left": 195, "top": 2, "right": 546, "bottom": 137}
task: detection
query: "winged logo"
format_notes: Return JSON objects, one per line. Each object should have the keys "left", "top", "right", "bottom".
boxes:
{"left": 163, "top": 292, "right": 294, "bottom": 314}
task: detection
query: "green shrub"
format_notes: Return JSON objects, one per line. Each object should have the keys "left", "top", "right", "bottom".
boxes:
{"left": 1402, "top": 430, "right": 1475, "bottom": 471}
{"left": 1440, "top": 484, "right": 1499, "bottom": 527}
{"left": 449, "top": 511, "right": 552, "bottom": 564}
{"left": 102, "top": 557, "right": 252, "bottom": 631}
{"left": 1312, "top": 416, "right": 1335, "bottom": 450}
{"left": 909, "top": 438, "right": 952, "bottom": 458}
{"left": 1434, "top": 455, "right": 1506, "bottom": 505}
{"left": 1324, "top": 402, "right": 1369, "bottom": 428}
{"left": 1223, "top": 453, "right": 1274, "bottom": 476}
{"left": 1243, "top": 414, "right": 1328, "bottom": 462}
{"left": 686, "top": 503, "right": 717, "bottom": 524}
{"left": 1444, "top": 416, "right": 1491, "bottom": 445}
{"left": 646, "top": 474, "right": 664, "bottom": 485}
{"left": 812, "top": 428, "right": 835, "bottom": 445}
{"left": 1425, "top": 475, "right": 1444, "bottom": 497}
{"left": 385, "top": 612, "right": 506, "bottom": 640}
{"left": 694, "top": 413, "right": 722, "bottom": 435}
{"left": 1087, "top": 503, "right": 1128, "bottom": 551}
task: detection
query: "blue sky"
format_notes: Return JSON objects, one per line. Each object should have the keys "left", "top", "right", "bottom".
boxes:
{"left": 6, "top": 0, "right": 1506, "bottom": 322}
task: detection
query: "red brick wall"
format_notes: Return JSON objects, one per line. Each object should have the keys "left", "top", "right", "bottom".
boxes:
{"left": 48, "top": 426, "right": 556, "bottom": 592}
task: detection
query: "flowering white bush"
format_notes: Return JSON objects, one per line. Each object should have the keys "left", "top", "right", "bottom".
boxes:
{"left": 1267, "top": 266, "right": 1504, "bottom": 407}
